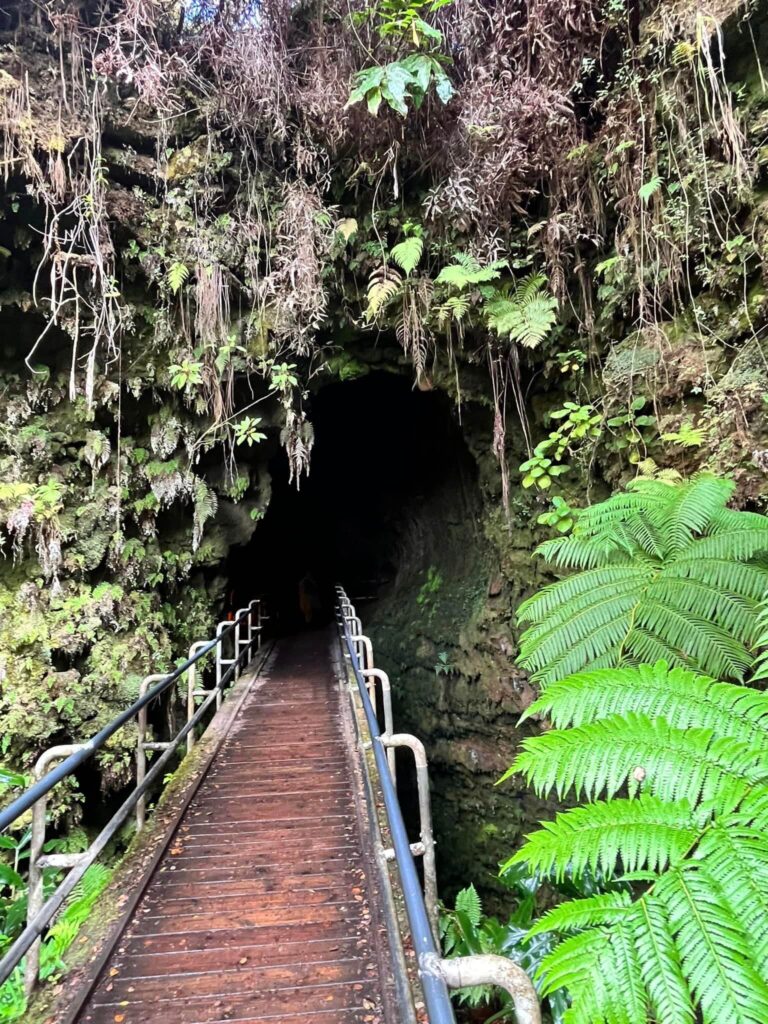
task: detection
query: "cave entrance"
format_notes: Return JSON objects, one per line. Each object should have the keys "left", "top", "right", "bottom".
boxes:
{"left": 225, "top": 371, "right": 477, "bottom": 632}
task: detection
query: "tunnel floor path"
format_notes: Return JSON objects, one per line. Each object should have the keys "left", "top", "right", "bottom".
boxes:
{"left": 75, "top": 630, "right": 396, "bottom": 1024}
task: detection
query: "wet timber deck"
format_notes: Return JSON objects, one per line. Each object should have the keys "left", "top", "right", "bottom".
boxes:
{"left": 74, "top": 631, "right": 398, "bottom": 1024}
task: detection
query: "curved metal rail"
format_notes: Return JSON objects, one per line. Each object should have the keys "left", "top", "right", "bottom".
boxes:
{"left": 335, "top": 586, "right": 541, "bottom": 1024}
{"left": 0, "top": 598, "right": 265, "bottom": 995}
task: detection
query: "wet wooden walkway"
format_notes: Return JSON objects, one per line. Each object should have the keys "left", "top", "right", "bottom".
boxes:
{"left": 75, "top": 632, "right": 397, "bottom": 1024}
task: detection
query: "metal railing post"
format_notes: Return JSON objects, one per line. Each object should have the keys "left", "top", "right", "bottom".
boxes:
{"left": 25, "top": 744, "right": 86, "bottom": 997}
{"left": 215, "top": 621, "right": 233, "bottom": 709}
{"left": 362, "top": 668, "right": 396, "bottom": 783}
{"left": 235, "top": 608, "right": 250, "bottom": 679}
{"left": 382, "top": 733, "right": 437, "bottom": 939}
{"left": 186, "top": 641, "right": 211, "bottom": 753}
{"left": 136, "top": 674, "right": 169, "bottom": 832}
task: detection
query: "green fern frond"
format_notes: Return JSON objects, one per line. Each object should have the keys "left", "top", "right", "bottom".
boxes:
{"left": 454, "top": 883, "right": 482, "bottom": 927}
{"left": 508, "top": 796, "right": 697, "bottom": 882}
{"left": 436, "top": 294, "right": 471, "bottom": 328}
{"left": 519, "top": 474, "right": 768, "bottom": 684}
{"left": 526, "top": 891, "right": 634, "bottom": 936}
{"left": 610, "top": 919, "right": 650, "bottom": 1024}
{"left": 698, "top": 822, "right": 768, "bottom": 962}
{"left": 485, "top": 290, "right": 558, "bottom": 349}
{"left": 536, "top": 927, "right": 611, "bottom": 998}
{"left": 167, "top": 260, "right": 190, "bottom": 294}
{"left": 634, "top": 896, "right": 695, "bottom": 1024}
{"left": 522, "top": 662, "right": 768, "bottom": 747}
{"left": 656, "top": 866, "right": 768, "bottom": 1024}
{"left": 507, "top": 712, "right": 768, "bottom": 806}
{"left": 434, "top": 254, "right": 507, "bottom": 289}
{"left": 390, "top": 236, "right": 424, "bottom": 275}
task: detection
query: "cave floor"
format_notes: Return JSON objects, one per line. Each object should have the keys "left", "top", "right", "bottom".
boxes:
{"left": 74, "top": 631, "right": 398, "bottom": 1024}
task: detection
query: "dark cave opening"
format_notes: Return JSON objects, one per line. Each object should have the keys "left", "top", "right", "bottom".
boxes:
{"left": 226, "top": 370, "right": 479, "bottom": 630}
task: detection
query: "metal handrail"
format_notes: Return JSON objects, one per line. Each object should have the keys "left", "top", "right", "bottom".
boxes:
{"left": 335, "top": 588, "right": 456, "bottom": 1024}
{"left": 335, "top": 586, "right": 542, "bottom": 1024}
{"left": 0, "top": 597, "right": 264, "bottom": 994}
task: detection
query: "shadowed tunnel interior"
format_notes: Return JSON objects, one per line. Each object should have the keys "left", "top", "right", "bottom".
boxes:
{"left": 226, "top": 371, "right": 478, "bottom": 631}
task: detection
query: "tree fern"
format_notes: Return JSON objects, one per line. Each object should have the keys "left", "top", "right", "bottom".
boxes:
{"left": 505, "top": 796, "right": 699, "bottom": 882}
{"left": 522, "top": 661, "right": 768, "bottom": 744}
{"left": 504, "top": 658, "right": 768, "bottom": 1024}
{"left": 519, "top": 474, "right": 768, "bottom": 684}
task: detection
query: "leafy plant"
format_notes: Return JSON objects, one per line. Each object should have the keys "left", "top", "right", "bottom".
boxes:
{"left": 520, "top": 443, "right": 569, "bottom": 491}
{"left": 518, "top": 474, "right": 768, "bottom": 685}
{"left": 390, "top": 234, "right": 424, "bottom": 276}
{"left": 537, "top": 496, "right": 576, "bottom": 534}
{"left": 269, "top": 362, "right": 298, "bottom": 390}
{"left": 434, "top": 651, "right": 455, "bottom": 676}
{"left": 233, "top": 416, "right": 267, "bottom": 447}
{"left": 347, "top": 55, "right": 454, "bottom": 116}
{"left": 346, "top": 0, "right": 455, "bottom": 115}
{"left": 485, "top": 272, "right": 558, "bottom": 349}
{"left": 502, "top": 658, "right": 768, "bottom": 1024}
{"left": 169, "top": 359, "right": 203, "bottom": 390}
{"left": 605, "top": 397, "right": 656, "bottom": 461}
{"left": 441, "top": 879, "right": 567, "bottom": 1022}
{"left": 417, "top": 565, "right": 442, "bottom": 607}
{"left": 520, "top": 403, "right": 600, "bottom": 491}
{"left": 167, "top": 261, "right": 190, "bottom": 294}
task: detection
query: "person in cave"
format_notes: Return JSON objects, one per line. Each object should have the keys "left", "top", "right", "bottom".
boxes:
{"left": 298, "top": 571, "right": 321, "bottom": 625}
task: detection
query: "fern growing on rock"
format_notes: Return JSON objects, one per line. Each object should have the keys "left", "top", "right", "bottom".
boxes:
{"left": 502, "top": 659, "right": 768, "bottom": 1024}
{"left": 518, "top": 474, "right": 768, "bottom": 685}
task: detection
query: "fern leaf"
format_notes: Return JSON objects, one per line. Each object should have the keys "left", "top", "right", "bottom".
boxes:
{"left": 435, "top": 254, "right": 506, "bottom": 289}
{"left": 657, "top": 866, "right": 768, "bottom": 1024}
{"left": 506, "top": 712, "right": 768, "bottom": 807}
{"left": 509, "top": 796, "right": 697, "bottom": 882}
{"left": 518, "top": 474, "right": 768, "bottom": 684}
{"left": 664, "top": 475, "right": 732, "bottom": 553}
{"left": 611, "top": 919, "right": 650, "bottom": 1024}
{"left": 366, "top": 265, "right": 402, "bottom": 319}
{"left": 698, "top": 822, "right": 768, "bottom": 963}
{"left": 639, "top": 175, "right": 663, "bottom": 203}
{"left": 526, "top": 891, "right": 633, "bottom": 935}
{"left": 390, "top": 237, "right": 424, "bottom": 275}
{"left": 523, "top": 662, "right": 768, "bottom": 747}
{"left": 454, "top": 883, "right": 482, "bottom": 927}
{"left": 536, "top": 927, "right": 610, "bottom": 998}
{"left": 167, "top": 261, "right": 190, "bottom": 294}
{"left": 634, "top": 896, "right": 695, "bottom": 1024}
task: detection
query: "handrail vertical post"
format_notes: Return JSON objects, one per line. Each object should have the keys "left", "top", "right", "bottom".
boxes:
{"left": 136, "top": 674, "right": 167, "bottom": 831}
{"left": 24, "top": 744, "right": 86, "bottom": 997}
{"left": 186, "top": 641, "right": 211, "bottom": 753}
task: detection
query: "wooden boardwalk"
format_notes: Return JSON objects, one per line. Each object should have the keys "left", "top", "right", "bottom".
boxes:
{"left": 75, "top": 632, "right": 398, "bottom": 1024}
